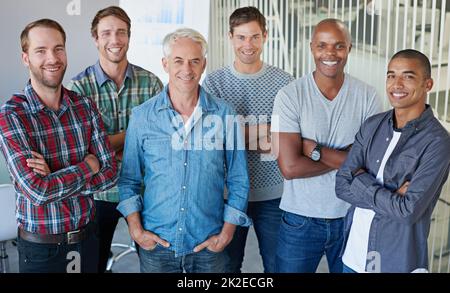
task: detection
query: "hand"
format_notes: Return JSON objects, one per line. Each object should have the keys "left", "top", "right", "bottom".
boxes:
{"left": 84, "top": 154, "right": 100, "bottom": 174}
{"left": 26, "top": 151, "right": 50, "bottom": 176}
{"left": 302, "top": 138, "right": 317, "bottom": 158}
{"left": 193, "top": 224, "right": 235, "bottom": 253}
{"left": 396, "top": 181, "right": 410, "bottom": 197}
{"left": 129, "top": 227, "right": 170, "bottom": 251}
{"left": 354, "top": 168, "right": 366, "bottom": 176}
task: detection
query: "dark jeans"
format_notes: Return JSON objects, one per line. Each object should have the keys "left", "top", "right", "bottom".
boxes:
{"left": 275, "top": 212, "right": 344, "bottom": 273}
{"left": 225, "top": 198, "right": 282, "bottom": 273}
{"left": 94, "top": 200, "right": 122, "bottom": 273}
{"left": 139, "top": 244, "right": 228, "bottom": 273}
{"left": 18, "top": 228, "right": 99, "bottom": 273}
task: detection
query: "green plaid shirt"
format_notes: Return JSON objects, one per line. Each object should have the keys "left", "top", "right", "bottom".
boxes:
{"left": 67, "top": 61, "right": 163, "bottom": 202}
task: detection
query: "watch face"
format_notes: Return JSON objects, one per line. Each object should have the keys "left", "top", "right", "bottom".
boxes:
{"left": 311, "top": 150, "right": 320, "bottom": 161}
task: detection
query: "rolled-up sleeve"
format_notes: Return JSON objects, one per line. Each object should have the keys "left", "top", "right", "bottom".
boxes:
{"left": 223, "top": 106, "right": 251, "bottom": 227}
{"left": 117, "top": 108, "right": 145, "bottom": 217}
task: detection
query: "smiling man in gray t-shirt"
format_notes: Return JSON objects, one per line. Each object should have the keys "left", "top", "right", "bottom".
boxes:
{"left": 271, "top": 18, "right": 382, "bottom": 273}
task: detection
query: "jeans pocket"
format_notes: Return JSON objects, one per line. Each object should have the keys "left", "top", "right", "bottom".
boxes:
{"left": 19, "top": 239, "right": 62, "bottom": 264}
{"left": 205, "top": 247, "right": 224, "bottom": 254}
{"left": 281, "top": 212, "right": 309, "bottom": 230}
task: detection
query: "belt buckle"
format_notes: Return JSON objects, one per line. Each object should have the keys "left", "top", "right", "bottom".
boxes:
{"left": 67, "top": 229, "right": 81, "bottom": 244}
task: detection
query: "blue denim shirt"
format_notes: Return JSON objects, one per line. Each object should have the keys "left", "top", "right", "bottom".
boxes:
{"left": 336, "top": 106, "right": 450, "bottom": 272}
{"left": 117, "top": 85, "right": 251, "bottom": 257}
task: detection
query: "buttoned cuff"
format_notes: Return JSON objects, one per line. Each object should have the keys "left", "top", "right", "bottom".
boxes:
{"left": 117, "top": 194, "right": 143, "bottom": 217}
{"left": 223, "top": 204, "right": 252, "bottom": 227}
{"left": 350, "top": 172, "right": 377, "bottom": 208}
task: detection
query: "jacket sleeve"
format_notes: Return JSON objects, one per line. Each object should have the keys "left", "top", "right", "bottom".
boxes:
{"left": 335, "top": 120, "right": 375, "bottom": 209}
{"left": 349, "top": 136, "right": 450, "bottom": 224}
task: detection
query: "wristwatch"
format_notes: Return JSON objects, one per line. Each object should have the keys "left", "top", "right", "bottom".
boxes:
{"left": 310, "top": 143, "right": 322, "bottom": 162}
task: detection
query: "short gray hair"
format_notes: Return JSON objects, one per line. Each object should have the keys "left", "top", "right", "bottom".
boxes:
{"left": 162, "top": 28, "right": 208, "bottom": 57}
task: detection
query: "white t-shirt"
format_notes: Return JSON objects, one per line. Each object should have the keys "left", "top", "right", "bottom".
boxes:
{"left": 343, "top": 131, "right": 402, "bottom": 272}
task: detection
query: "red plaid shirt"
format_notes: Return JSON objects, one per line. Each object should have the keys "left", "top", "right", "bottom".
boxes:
{"left": 0, "top": 81, "right": 118, "bottom": 234}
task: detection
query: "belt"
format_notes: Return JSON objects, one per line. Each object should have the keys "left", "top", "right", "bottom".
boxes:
{"left": 19, "top": 223, "right": 95, "bottom": 245}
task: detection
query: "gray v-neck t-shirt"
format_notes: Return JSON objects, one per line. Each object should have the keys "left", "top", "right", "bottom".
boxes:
{"left": 272, "top": 72, "right": 382, "bottom": 218}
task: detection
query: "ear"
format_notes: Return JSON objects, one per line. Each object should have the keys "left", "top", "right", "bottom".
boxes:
{"left": 162, "top": 57, "right": 169, "bottom": 73}
{"left": 228, "top": 31, "right": 233, "bottom": 40}
{"left": 425, "top": 78, "right": 434, "bottom": 93}
{"left": 202, "top": 58, "right": 207, "bottom": 73}
{"left": 262, "top": 30, "right": 268, "bottom": 42}
{"left": 348, "top": 43, "right": 352, "bottom": 53}
{"left": 22, "top": 52, "right": 30, "bottom": 67}
{"left": 93, "top": 36, "right": 99, "bottom": 49}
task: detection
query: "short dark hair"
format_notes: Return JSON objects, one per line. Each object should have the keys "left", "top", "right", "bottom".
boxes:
{"left": 391, "top": 49, "right": 431, "bottom": 78}
{"left": 20, "top": 19, "right": 66, "bottom": 53}
{"left": 229, "top": 6, "right": 266, "bottom": 34}
{"left": 91, "top": 6, "right": 131, "bottom": 38}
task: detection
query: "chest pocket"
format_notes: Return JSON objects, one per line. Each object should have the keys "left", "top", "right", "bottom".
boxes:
{"left": 197, "top": 138, "right": 225, "bottom": 172}
{"left": 142, "top": 137, "right": 172, "bottom": 173}
{"left": 386, "top": 153, "right": 419, "bottom": 188}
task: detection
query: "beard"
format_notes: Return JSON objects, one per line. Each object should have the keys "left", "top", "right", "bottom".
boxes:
{"left": 29, "top": 62, "right": 66, "bottom": 89}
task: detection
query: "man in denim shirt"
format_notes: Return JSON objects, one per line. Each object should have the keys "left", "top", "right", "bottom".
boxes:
{"left": 336, "top": 49, "right": 450, "bottom": 273}
{"left": 117, "top": 28, "right": 251, "bottom": 273}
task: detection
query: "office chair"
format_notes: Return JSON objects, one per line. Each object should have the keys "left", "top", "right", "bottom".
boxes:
{"left": 0, "top": 184, "right": 17, "bottom": 273}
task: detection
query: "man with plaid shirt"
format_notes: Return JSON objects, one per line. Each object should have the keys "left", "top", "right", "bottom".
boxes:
{"left": 67, "top": 6, "right": 163, "bottom": 272}
{"left": 0, "top": 19, "right": 118, "bottom": 273}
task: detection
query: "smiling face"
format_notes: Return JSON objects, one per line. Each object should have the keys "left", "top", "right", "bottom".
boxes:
{"left": 310, "top": 22, "right": 351, "bottom": 79}
{"left": 229, "top": 20, "right": 267, "bottom": 68}
{"left": 94, "top": 15, "right": 129, "bottom": 66}
{"left": 22, "top": 26, "right": 67, "bottom": 90}
{"left": 162, "top": 37, "right": 206, "bottom": 96}
{"left": 386, "top": 57, "right": 433, "bottom": 113}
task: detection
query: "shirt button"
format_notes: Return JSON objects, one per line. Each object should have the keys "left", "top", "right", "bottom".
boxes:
{"left": 386, "top": 138, "right": 389, "bottom": 141}
{"left": 182, "top": 186, "right": 186, "bottom": 190}
{"left": 181, "top": 208, "right": 185, "bottom": 211}
{"left": 376, "top": 160, "right": 380, "bottom": 163}
{"left": 179, "top": 228, "right": 183, "bottom": 231}
{"left": 184, "top": 162, "right": 187, "bottom": 167}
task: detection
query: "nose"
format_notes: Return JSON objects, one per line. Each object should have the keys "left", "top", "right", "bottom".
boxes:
{"left": 324, "top": 46, "right": 336, "bottom": 56}
{"left": 46, "top": 50, "right": 59, "bottom": 63}
{"left": 181, "top": 61, "right": 193, "bottom": 73}
{"left": 391, "top": 76, "right": 404, "bottom": 88}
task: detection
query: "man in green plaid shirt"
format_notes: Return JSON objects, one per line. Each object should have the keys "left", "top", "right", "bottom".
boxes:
{"left": 67, "top": 6, "right": 163, "bottom": 272}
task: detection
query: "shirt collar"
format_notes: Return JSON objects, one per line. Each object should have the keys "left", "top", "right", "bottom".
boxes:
{"left": 156, "top": 84, "right": 218, "bottom": 113}
{"left": 388, "top": 104, "right": 434, "bottom": 132}
{"left": 24, "top": 80, "right": 71, "bottom": 114}
{"left": 93, "top": 61, "right": 133, "bottom": 87}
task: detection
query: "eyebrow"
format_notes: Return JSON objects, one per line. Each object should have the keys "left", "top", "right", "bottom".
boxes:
{"left": 387, "top": 70, "right": 417, "bottom": 75}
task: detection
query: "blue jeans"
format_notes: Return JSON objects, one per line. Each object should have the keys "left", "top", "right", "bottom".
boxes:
{"left": 225, "top": 198, "right": 282, "bottom": 273}
{"left": 138, "top": 244, "right": 228, "bottom": 273}
{"left": 275, "top": 212, "right": 344, "bottom": 273}
{"left": 342, "top": 264, "right": 357, "bottom": 273}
